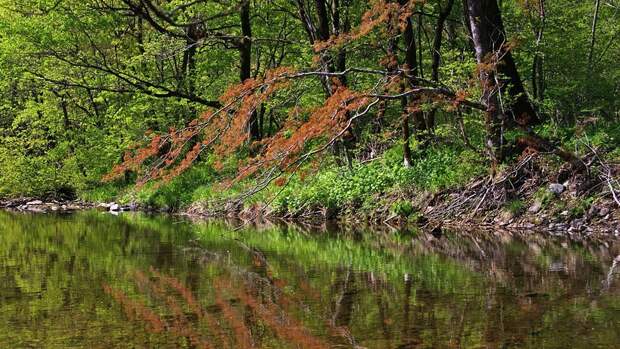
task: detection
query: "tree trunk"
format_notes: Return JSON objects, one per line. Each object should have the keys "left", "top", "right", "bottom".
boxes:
{"left": 399, "top": 0, "right": 426, "bottom": 143}
{"left": 428, "top": 0, "right": 456, "bottom": 130}
{"left": 587, "top": 0, "right": 601, "bottom": 70}
{"left": 296, "top": 0, "right": 354, "bottom": 165}
{"left": 431, "top": 0, "right": 455, "bottom": 83}
{"left": 464, "top": 0, "right": 539, "bottom": 168}
{"left": 239, "top": 0, "right": 260, "bottom": 141}
{"left": 531, "top": 0, "right": 546, "bottom": 100}
{"left": 387, "top": 1, "right": 413, "bottom": 166}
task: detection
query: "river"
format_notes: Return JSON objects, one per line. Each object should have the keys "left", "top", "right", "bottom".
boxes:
{"left": 0, "top": 211, "right": 618, "bottom": 348}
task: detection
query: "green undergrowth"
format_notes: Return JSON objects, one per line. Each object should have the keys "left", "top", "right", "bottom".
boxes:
{"left": 73, "top": 119, "right": 620, "bottom": 220}
{"left": 271, "top": 143, "right": 486, "bottom": 216}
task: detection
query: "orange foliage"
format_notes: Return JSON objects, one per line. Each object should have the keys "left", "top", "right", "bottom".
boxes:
{"left": 103, "top": 0, "right": 477, "bottom": 192}
{"left": 312, "top": 0, "right": 424, "bottom": 53}
{"left": 234, "top": 85, "right": 370, "bottom": 181}
{"left": 104, "top": 66, "right": 296, "bottom": 186}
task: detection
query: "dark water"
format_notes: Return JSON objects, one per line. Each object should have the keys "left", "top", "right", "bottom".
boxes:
{"left": 0, "top": 211, "right": 619, "bottom": 348}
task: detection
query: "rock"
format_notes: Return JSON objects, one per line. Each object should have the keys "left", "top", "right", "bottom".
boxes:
{"left": 571, "top": 219, "right": 584, "bottom": 231}
{"left": 528, "top": 201, "right": 542, "bottom": 213}
{"left": 26, "top": 200, "right": 43, "bottom": 205}
{"left": 495, "top": 210, "right": 514, "bottom": 226}
{"left": 588, "top": 205, "right": 599, "bottom": 216}
{"left": 598, "top": 207, "right": 610, "bottom": 217}
{"left": 109, "top": 203, "right": 120, "bottom": 211}
{"left": 548, "top": 183, "right": 565, "bottom": 195}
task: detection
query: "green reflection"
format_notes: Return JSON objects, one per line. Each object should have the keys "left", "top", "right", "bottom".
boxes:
{"left": 0, "top": 211, "right": 618, "bottom": 348}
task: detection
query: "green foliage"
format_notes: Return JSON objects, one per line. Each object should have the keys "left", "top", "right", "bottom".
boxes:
{"left": 132, "top": 163, "right": 216, "bottom": 209}
{"left": 394, "top": 147, "right": 486, "bottom": 192}
{"left": 534, "top": 187, "right": 556, "bottom": 210}
{"left": 506, "top": 199, "right": 525, "bottom": 216}
{"left": 272, "top": 142, "right": 486, "bottom": 216}
{"left": 570, "top": 196, "right": 595, "bottom": 218}
{"left": 391, "top": 200, "right": 415, "bottom": 217}
{"left": 78, "top": 183, "right": 122, "bottom": 203}
{"left": 0, "top": 0, "right": 618, "bottom": 218}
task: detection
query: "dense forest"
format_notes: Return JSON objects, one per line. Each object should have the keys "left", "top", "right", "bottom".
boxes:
{"left": 0, "top": 0, "right": 619, "bottom": 223}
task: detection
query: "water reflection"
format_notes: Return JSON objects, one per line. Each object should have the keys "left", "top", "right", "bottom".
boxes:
{"left": 0, "top": 211, "right": 618, "bottom": 348}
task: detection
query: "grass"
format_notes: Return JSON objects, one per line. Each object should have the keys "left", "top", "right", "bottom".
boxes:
{"left": 506, "top": 199, "right": 525, "bottom": 216}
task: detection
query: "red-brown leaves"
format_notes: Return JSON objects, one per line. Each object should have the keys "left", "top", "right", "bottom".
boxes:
{"left": 234, "top": 86, "right": 370, "bottom": 182}
{"left": 104, "top": 67, "right": 296, "bottom": 186}
{"left": 312, "top": 0, "right": 424, "bottom": 54}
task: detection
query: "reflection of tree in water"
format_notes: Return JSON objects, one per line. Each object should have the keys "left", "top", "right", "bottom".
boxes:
{"left": 104, "top": 267, "right": 335, "bottom": 349}
{"left": 104, "top": 236, "right": 620, "bottom": 349}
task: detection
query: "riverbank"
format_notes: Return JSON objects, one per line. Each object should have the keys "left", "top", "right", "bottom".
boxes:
{"left": 176, "top": 149, "right": 619, "bottom": 238}
{"left": 7, "top": 154, "right": 617, "bottom": 241}
{"left": 3, "top": 130, "right": 619, "bottom": 240}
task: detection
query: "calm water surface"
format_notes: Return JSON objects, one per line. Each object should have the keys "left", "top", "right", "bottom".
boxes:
{"left": 0, "top": 211, "right": 619, "bottom": 348}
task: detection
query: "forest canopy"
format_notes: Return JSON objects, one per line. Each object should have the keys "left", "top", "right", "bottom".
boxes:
{"left": 0, "top": 0, "right": 618, "bottom": 210}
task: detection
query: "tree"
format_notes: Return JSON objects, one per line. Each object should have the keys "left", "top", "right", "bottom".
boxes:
{"left": 464, "top": 0, "right": 539, "bottom": 165}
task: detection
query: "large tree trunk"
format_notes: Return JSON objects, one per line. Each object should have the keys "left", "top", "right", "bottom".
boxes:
{"left": 464, "top": 0, "right": 539, "bottom": 167}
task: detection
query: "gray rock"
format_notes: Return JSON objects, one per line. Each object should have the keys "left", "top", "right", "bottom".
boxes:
{"left": 109, "top": 203, "right": 120, "bottom": 211}
{"left": 548, "top": 183, "right": 565, "bottom": 195}
{"left": 528, "top": 201, "right": 542, "bottom": 213}
{"left": 571, "top": 219, "right": 584, "bottom": 230}
{"left": 588, "top": 205, "right": 599, "bottom": 216}
{"left": 598, "top": 207, "right": 610, "bottom": 217}
{"left": 26, "top": 200, "right": 43, "bottom": 205}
